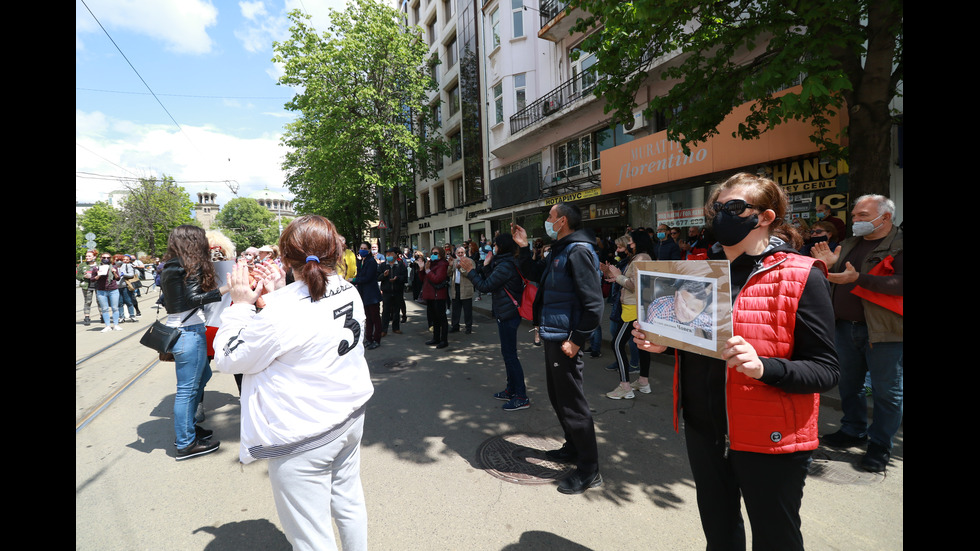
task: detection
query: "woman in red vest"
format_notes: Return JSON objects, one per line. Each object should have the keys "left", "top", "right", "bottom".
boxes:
{"left": 634, "top": 172, "right": 839, "bottom": 550}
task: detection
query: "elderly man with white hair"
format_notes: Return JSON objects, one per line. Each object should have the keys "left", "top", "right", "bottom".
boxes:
{"left": 812, "top": 194, "right": 903, "bottom": 473}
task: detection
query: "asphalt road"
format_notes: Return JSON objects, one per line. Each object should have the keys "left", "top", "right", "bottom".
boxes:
{"left": 75, "top": 287, "right": 903, "bottom": 550}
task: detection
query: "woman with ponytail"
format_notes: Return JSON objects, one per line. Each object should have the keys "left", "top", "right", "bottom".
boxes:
{"left": 213, "top": 215, "right": 374, "bottom": 551}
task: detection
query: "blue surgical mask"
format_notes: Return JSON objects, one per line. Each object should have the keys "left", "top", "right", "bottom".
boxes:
{"left": 386, "top": 255, "right": 394, "bottom": 262}
{"left": 657, "top": 232, "right": 666, "bottom": 240}
{"left": 545, "top": 220, "right": 559, "bottom": 239}
{"left": 359, "top": 249, "right": 370, "bottom": 257}
{"left": 430, "top": 254, "right": 439, "bottom": 261}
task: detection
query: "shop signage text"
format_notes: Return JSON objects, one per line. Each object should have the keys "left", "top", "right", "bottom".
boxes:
{"left": 544, "top": 187, "right": 601, "bottom": 206}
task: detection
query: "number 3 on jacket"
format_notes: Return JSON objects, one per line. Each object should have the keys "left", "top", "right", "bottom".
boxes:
{"left": 334, "top": 301, "right": 361, "bottom": 356}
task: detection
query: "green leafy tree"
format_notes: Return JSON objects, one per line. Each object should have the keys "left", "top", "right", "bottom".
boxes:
{"left": 77, "top": 201, "right": 120, "bottom": 257}
{"left": 569, "top": 0, "right": 902, "bottom": 198}
{"left": 116, "top": 176, "right": 196, "bottom": 256}
{"left": 214, "top": 197, "right": 280, "bottom": 254}
{"left": 273, "top": 0, "right": 446, "bottom": 246}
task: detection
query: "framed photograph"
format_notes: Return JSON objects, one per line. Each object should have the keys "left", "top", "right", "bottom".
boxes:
{"left": 634, "top": 260, "right": 733, "bottom": 359}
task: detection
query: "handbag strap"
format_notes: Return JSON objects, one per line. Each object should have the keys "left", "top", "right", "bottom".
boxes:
{"left": 178, "top": 307, "right": 201, "bottom": 325}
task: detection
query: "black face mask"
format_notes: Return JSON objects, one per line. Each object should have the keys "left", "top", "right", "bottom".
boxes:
{"left": 711, "top": 211, "right": 759, "bottom": 246}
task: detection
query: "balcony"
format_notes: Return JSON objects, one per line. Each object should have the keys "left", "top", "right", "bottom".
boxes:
{"left": 510, "top": 67, "right": 599, "bottom": 135}
{"left": 538, "top": 0, "right": 586, "bottom": 43}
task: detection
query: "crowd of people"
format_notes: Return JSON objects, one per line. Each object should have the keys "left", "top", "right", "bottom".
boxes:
{"left": 75, "top": 172, "right": 902, "bottom": 550}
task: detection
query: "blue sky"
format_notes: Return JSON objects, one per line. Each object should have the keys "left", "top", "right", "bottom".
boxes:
{"left": 75, "top": 0, "right": 354, "bottom": 206}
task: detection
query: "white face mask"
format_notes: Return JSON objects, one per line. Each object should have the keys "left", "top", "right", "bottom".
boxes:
{"left": 852, "top": 213, "right": 884, "bottom": 237}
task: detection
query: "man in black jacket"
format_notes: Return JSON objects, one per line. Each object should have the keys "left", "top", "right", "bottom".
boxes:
{"left": 380, "top": 247, "right": 407, "bottom": 337}
{"left": 514, "top": 202, "right": 604, "bottom": 494}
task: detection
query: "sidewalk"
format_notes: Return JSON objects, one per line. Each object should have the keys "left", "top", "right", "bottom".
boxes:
{"left": 76, "top": 292, "right": 902, "bottom": 550}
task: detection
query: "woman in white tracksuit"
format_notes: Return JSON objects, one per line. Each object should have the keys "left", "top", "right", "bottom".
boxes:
{"left": 213, "top": 215, "right": 374, "bottom": 551}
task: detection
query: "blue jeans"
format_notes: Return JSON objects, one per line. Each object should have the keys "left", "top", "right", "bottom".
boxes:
{"left": 589, "top": 326, "right": 601, "bottom": 353}
{"left": 835, "top": 321, "right": 903, "bottom": 449}
{"left": 497, "top": 316, "right": 526, "bottom": 398}
{"left": 118, "top": 286, "right": 136, "bottom": 317}
{"left": 96, "top": 289, "right": 120, "bottom": 326}
{"left": 172, "top": 324, "right": 212, "bottom": 449}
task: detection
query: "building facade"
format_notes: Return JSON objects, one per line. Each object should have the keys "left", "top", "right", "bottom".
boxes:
{"left": 400, "top": 1, "right": 903, "bottom": 249}
{"left": 402, "top": 0, "right": 491, "bottom": 252}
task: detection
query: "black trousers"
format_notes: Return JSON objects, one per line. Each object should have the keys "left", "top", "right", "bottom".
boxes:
{"left": 684, "top": 424, "right": 811, "bottom": 550}
{"left": 426, "top": 298, "right": 448, "bottom": 343}
{"left": 382, "top": 295, "right": 400, "bottom": 332}
{"left": 543, "top": 340, "right": 598, "bottom": 474}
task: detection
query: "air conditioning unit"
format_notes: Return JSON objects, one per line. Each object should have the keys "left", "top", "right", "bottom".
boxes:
{"left": 624, "top": 109, "right": 647, "bottom": 135}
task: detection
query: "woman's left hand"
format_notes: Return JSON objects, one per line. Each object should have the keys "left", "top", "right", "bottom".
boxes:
{"left": 722, "top": 336, "right": 764, "bottom": 379}
{"left": 228, "top": 261, "right": 263, "bottom": 305}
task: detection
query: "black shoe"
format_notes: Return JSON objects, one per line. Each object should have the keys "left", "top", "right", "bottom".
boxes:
{"left": 402, "top": 317, "right": 407, "bottom": 323}
{"left": 367, "top": 341, "right": 380, "bottom": 350}
{"left": 425, "top": 339, "right": 439, "bottom": 346}
{"left": 465, "top": 328, "right": 472, "bottom": 334}
{"left": 173, "top": 425, "right": 214, "bottom": 447}
{"left": 449, "top": 326, "right": 460, "bottom": 333}
{"left": 83, "top": 316, "right": 91, "bottom": 326}
{"left": 545, "top": 444, "right": 578, "bottom": 463}
{"left": 860, "top": 442, "right": 890, "bottom": 472}
{"left": 591, "top": 352, "right": 602, "bottom": 358}
{"left": 557, "top": 469, "right": 602, "bottom": 495}
{"left": 820, "top": 430, "right": 868, "bottom": 449}
{"left": 436, "top": 341, "right": 449, "bottom": 349}
{"left": 176, "top": 438, "right": 220, "bottom": 461}
{"left": 533, "top": 341, "right": 542, "bottom": 347}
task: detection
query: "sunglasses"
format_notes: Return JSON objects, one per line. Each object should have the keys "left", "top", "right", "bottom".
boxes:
{"left": 712, "top": 199, "right": 761, "bottom": 216}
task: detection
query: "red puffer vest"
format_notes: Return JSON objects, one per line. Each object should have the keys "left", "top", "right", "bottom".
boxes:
{"left": 670, "top": 252, "right": 826, "bottom": 454}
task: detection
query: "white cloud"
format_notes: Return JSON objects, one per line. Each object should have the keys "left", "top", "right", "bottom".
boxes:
{"left": 76, "top": 0, "right": 219, "bottom": 55}
{"left": 76, "top": 109, "right": 290, "bottom": 206}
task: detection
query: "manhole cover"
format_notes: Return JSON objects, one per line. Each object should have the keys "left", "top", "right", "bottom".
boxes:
{"left": 476, "top": 433, "right": 574, "bottom": 485}
{"left": 807, "top": 449, "right": 884, "bottom": 484}
{"left": 383, "top": 360, "right": 417, "bottom": 371}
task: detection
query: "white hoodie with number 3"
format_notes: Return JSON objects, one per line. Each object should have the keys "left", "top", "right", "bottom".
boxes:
{"left": 212, "top": 274, "right": 374, "bottom": 464}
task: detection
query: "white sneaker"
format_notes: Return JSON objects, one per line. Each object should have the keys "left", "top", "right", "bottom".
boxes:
{"left": 112, "top": 325, "right": 123, "bottom": 331}
{"left": 630, "top": 380, "right": 652, "bottom": 394}
{"left": 101, "top": 326, "right": 112, "bottom": 333}
{"left": 606, "top": 385, "right": 635, "bottom": 400}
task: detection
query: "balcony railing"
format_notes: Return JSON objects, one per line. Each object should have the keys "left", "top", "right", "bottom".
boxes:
{"left": 539, "top": 0, "right": 571, "bottom": 29}
{"left": 510, "top": 68, "right": 599, "bottom": 135}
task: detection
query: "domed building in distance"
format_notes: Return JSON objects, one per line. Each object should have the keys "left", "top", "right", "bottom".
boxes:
{"left": 250, "top": 187, "right": 295, "bottom": 217}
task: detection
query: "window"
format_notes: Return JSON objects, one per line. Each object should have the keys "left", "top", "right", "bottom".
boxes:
{"left": 449, "top": 131, "right": 462, "bottom": 162}
{"left": 511, "top": 0, "right": 524, "bottom": 38}
{"left": 421, "top": 190, "right": 431, "bottom": 216}
{"left": 492, "top": 82, "right": 503, "bottom": 125}
{"left": 443, "top": 0, "right": 454, "bottom": 18}
{"left": 427, "top": 18, "right": 438, "bottom": 46}
{"left": 452, "top": 177, "right": 464, "bottom": 205}
{"left": 556, "top": 133, "right": 596, "bottom": 180}
{"left": 448, "top": 83, "right": 460, "bottom": 116}
{"left": 431, "top": 101, "right": 442, "bottom": 128}
{"left": 434, "top": 184, "right": 446, "bottom": 211}
{"left": 570, "top": 48, "right": 598, "bottom": 96}
{"left": 446, "top": 35, "right": 458, "bottom": 69}
{"left": 490, "top": 9, "right": 500, "bottom": 49}
{"left": 514, "top": 73, "right": 526, "bottom": 112}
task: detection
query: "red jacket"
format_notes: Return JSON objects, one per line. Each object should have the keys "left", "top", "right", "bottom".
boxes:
{"left": 421, "top": 259, "right": 449, "bottom": 300}
{"left": 671, "top": 252, "right": 827, "bottom": 454}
